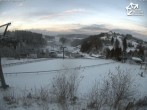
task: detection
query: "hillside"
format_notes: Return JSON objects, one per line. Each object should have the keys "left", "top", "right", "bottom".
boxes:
{"left": 79, "top": 31, "right": 147, "bottom": 61}
{"left": 57, "top": 34, "right": 89, "bottom": 39}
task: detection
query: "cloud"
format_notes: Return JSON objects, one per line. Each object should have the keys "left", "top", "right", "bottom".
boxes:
{"left": 27, "top": 23, "right": 147, "bottom": 41}
{"left": 112, "top": 28, "right": 147, "bottom": 41}
{"left": 72, "top": 24, "right": 109, "bottom": 34}
{"left": 63, "top": 9, "right": 86, "bottom": 14}
{"left": 77, "top": 24, "right": 147, "bottom": 39}
{"left": 40, "top": 8, "right": 86, "bottom": 20}
{"left": 80, "top": 24, "right": 108, "bottom": 31}
{"left": 18, "top": 2, "right": 24, "bottom": 7}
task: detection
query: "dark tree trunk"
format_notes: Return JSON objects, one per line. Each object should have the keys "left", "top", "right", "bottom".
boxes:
{"left": 0, "top": 56, "right": 9, "bottom": 89}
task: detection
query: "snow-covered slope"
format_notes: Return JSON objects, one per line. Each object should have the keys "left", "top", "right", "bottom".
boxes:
{"left": 2, "top": 59, "right": 147, "bottom": 97}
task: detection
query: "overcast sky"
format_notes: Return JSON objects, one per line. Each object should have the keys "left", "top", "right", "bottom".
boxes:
{"left": 0, "top": 0, "right": 147, "bottom": 39}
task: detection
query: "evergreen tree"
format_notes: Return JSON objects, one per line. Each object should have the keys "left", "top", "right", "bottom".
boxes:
{"left": 114, "top": 39, "right": 119, "bottom": 49}
{"left": 80, "top": 34, "right": 103, "bottom": 53}
{"left": 105, "top": 48, "right": 111, "bottom": 59}
{"left": 123, "top": 37, "right": 127, "bottom": 52}
{"left": 80, "top": 41, "right": 90, "bottom": 53}
{"left": 138, "top": 45, "right": 144, "bottom": 57}
{"left": 59, "top": 37, "right": 68, "bottom": 45}
{"left": 113, "top": 47, "right": 122, "bottom": 61}
{"left": 111, "top": 37, "right": 114, "bottom": 45}
{"left": 110, "top": 48, "right": 115, "bottom": 58}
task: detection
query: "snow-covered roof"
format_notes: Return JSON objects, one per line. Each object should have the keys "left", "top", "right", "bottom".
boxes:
{"left": 91, "top": 54, "right": 102, "bottom": 58}
{"left": 126, "top": 48, "right": 136, "bottom": 53}
{"left": 105, "top": 46, "right": 113, "bottom": 50}
{"left": 100, "top": 36, "right": 107, "bottom": 40}
{"left": 132, "top": 57, "right": 142, "bottom": 62}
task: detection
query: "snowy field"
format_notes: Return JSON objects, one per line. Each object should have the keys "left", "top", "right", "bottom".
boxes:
{"left": 1, "top": 58, "right": 147, "bottom": 110}
{"left": 1, "top": 58, "right": 50, "bottom": 67}
{"left": 1, "top": 58, "right": 40, "bottom": 65}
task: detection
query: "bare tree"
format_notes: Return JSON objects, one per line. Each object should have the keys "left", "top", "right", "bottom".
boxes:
{"left": 87, "top": 67, "right": 134, "bottom": 110}
{"left": 50, "top": 69, "right": 82, "bottom": 106}
{"left": 87, "top": 81, "right": 109, "bottom": 110}
{"left": 108, "top": 67, "right": 134, "bottom": 109}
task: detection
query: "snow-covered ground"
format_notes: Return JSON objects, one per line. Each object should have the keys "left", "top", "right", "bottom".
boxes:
{"left": 2, "top": 58, "right": 147, "bottom": 97}
{"left": 1, "top": 58, "right": 36, "bottom": 65}
{"left": 1, "top": 58, "right": 147, "bottom": 110}
{"left": 1, "top": 58, "right": 54, "bottom": 69}
{"left": 2, "top": 58, "right": 48, "bottom": 65}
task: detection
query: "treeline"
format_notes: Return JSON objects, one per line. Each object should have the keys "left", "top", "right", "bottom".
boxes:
{"left": 79, "top": 32, "right": 145, "bottom": 61}
{"left": 80, "top": 33, "right": 104, "bottom": 53}
{"left": 106, "top": 37, "right": 145, "bottom": 61}
{"left": 0, "top": 30, "right": 47, "bottom": 57}
{"left": 10, "top": 30, "right": 47, "bottom": 48}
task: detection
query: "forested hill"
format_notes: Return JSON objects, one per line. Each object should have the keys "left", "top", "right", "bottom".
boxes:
{"left": 79, "top": 32, "right": 147, "bottom": 61}
{"left": 7, "top": 30, "right": 47, "bottom": 48}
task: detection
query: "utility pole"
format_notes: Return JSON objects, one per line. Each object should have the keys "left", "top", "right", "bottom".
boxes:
{"left": 61, "top": 46, "right": 66, "bottom": 59}
{"left": 0, "top": 23, "right": 11, "bottom": 89}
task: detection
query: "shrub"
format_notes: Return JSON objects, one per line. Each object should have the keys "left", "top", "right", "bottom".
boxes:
{"left": 136, "top": 96, "right": 147, "bottom": 107}
{"left": 87, "top": 66, "right": 134, "bottom": 110}
{"left": 3, "top": 90, "right": 18, "bottom": 105}
{"left": 51, "top": 69, "right": 81, "bottom": 105}
{"left": 87, "top": 81, "right": 109, "bottom": 110}
{"left": 108, "top": 67, "right": 134, "bottom": 109}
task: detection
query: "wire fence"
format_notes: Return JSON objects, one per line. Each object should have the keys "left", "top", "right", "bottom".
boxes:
{"left": 2, "top": 57, "right": 108, "bottom": 68}
{"left": 4, "top": 61, "right": 116, "bottom": 75}
{"left": 2, "top": 58, "right": 53, "bottom": 67}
